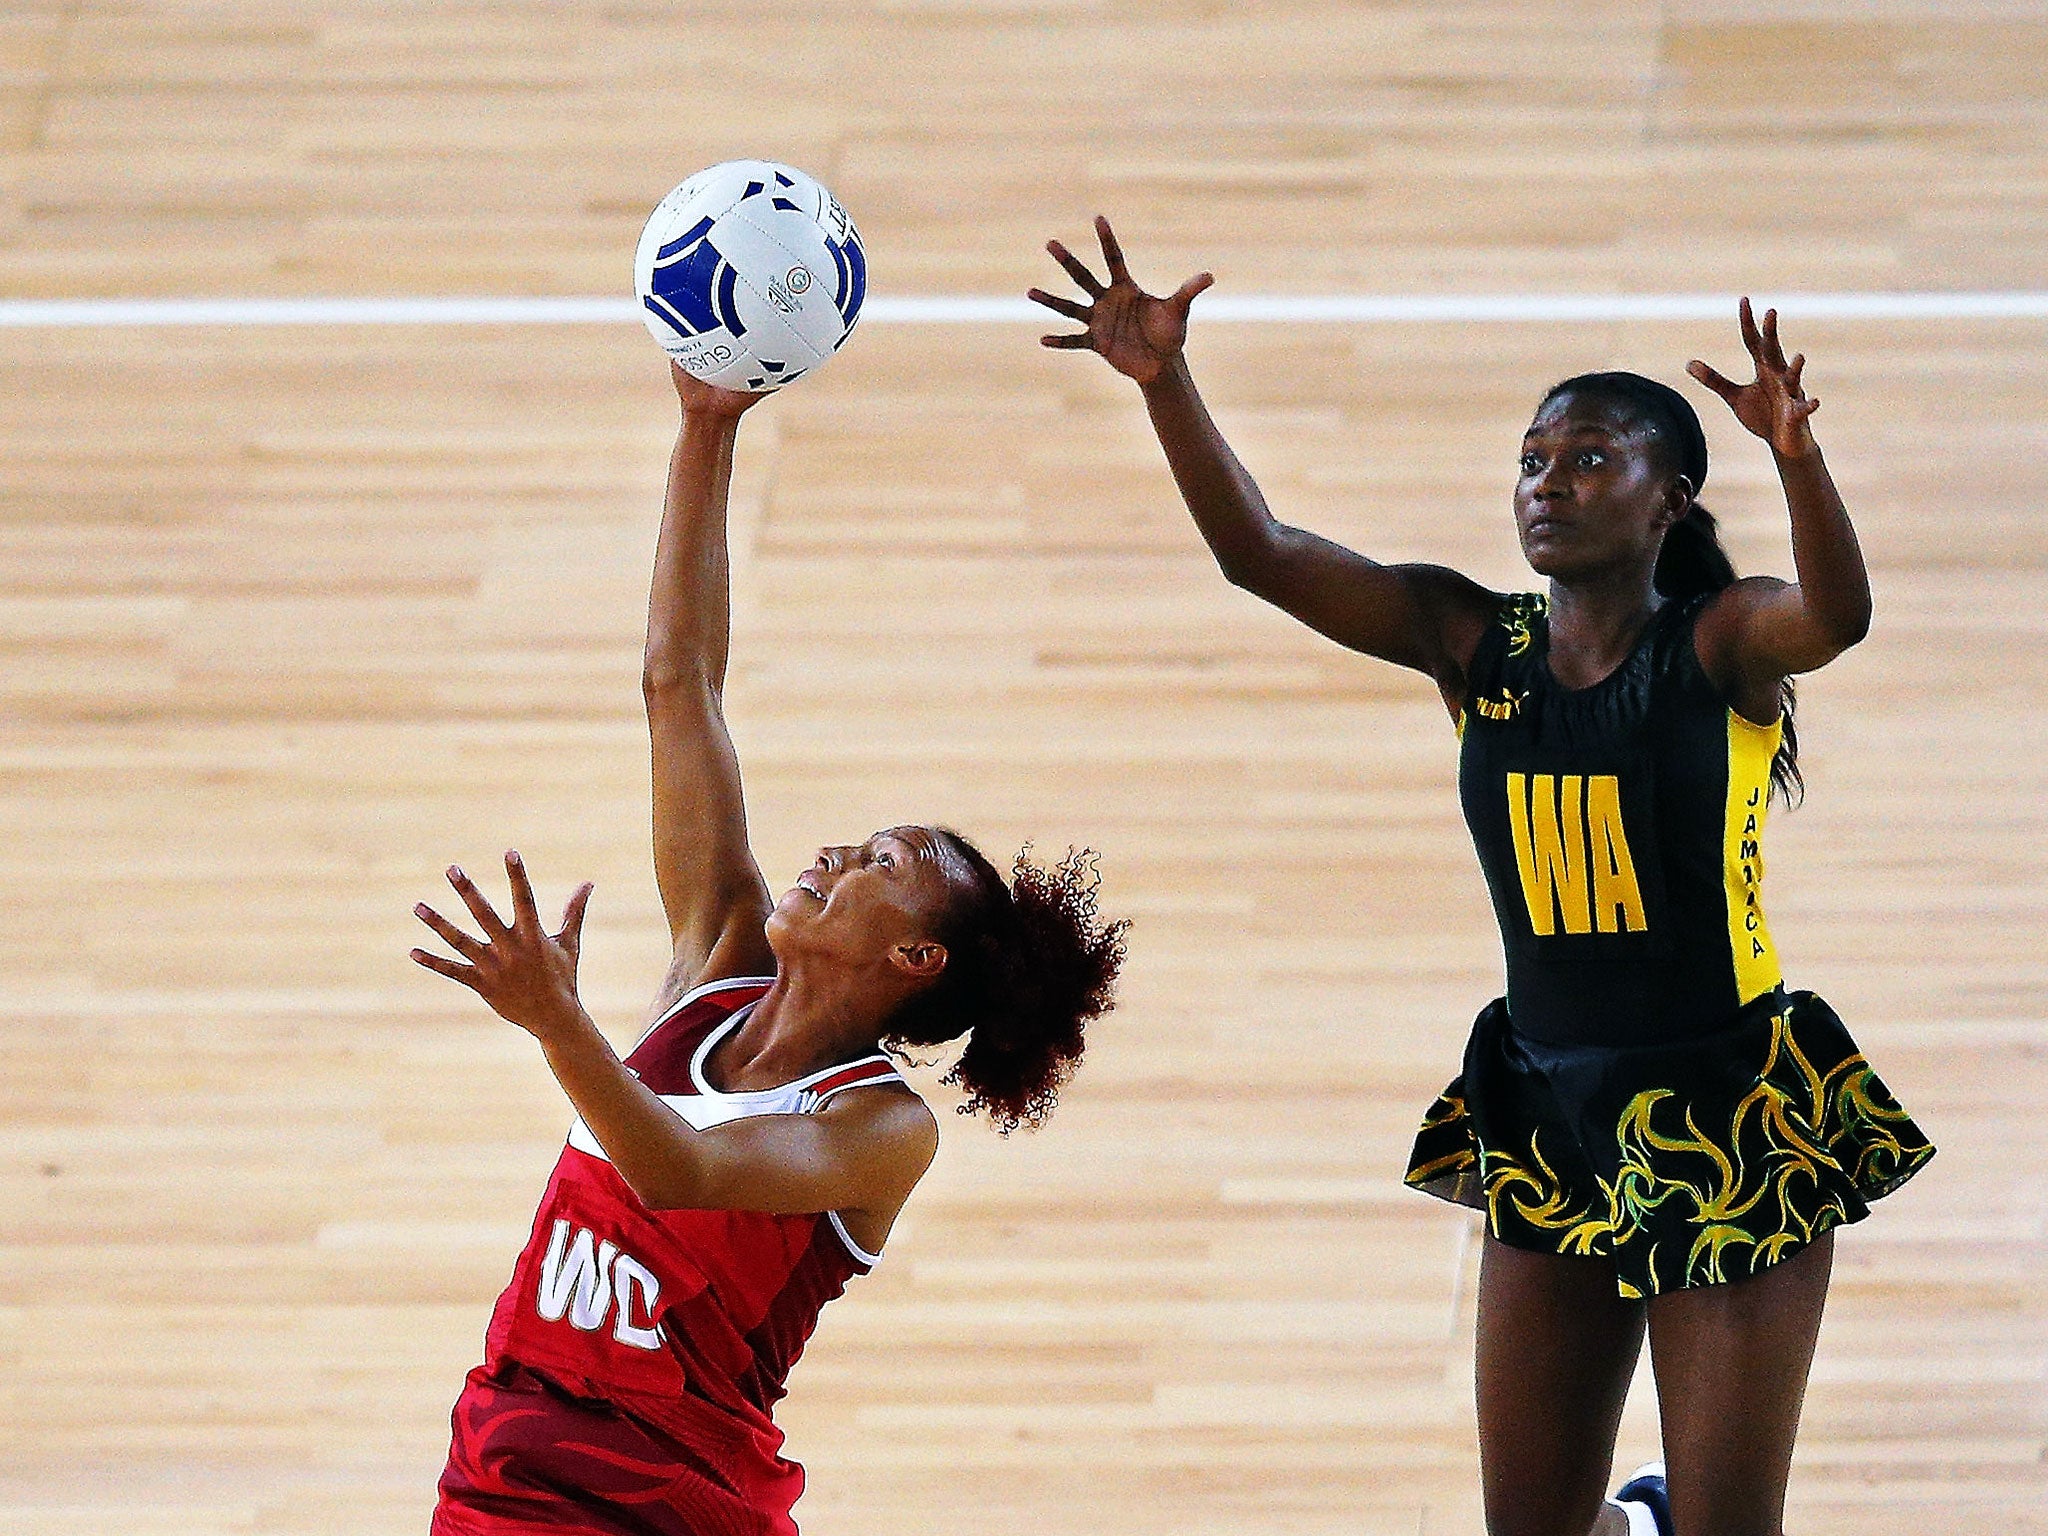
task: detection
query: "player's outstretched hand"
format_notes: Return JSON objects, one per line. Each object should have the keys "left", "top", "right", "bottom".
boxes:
{"left": 671, "top": 361, "right": 767, "bottom": 420}
{"left": 1029, "top": 215, "right": 1213, "bottom": 385}
{"left": 412, "top": 851, "right": 596, "bottom": 1043}
{"left": 1688, "top": 298, "right": 1820, "bottom": 459}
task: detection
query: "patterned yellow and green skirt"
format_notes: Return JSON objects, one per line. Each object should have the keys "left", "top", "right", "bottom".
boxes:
{"left": 1405, "top": 990, "right": 1934, "bottom": 1299}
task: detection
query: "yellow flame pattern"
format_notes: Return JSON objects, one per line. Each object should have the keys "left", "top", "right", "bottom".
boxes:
{"left": 1501, "top": 592, "right": 1546, "bottom": 657}
{"left": 1406, "top": 998, "right": 1934, "bottom": 1297}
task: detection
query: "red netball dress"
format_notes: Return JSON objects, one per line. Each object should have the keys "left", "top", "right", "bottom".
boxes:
{"left": 432, "top": 976, "right": 911, "bottom": 1536}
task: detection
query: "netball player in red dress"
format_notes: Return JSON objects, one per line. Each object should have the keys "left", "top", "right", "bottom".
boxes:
{"left": 409, "top": 363, "right": 1126, "bottom": 1536}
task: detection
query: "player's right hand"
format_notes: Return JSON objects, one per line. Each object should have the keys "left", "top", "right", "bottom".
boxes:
{"left": 412, "top": 851, "right": 596, "bottom": 1044}
{"left": 1028, "top": 215, "right": 1212, "bottom": 385}
{"left": 671, "top": 361, "right": 768, "bottom": 419}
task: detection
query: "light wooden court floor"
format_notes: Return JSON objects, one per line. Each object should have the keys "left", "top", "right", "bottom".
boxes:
{"left": 1, "top": 5, "right": 2044, "bottom": 1534}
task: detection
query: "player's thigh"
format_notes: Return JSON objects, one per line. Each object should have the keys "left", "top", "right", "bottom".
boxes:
{"left": 1646, "top": 1233, "right": 1835, "bottom": 1536}
{"left": 1476, "top": 1233, "right": 1647, "bottom": 1536}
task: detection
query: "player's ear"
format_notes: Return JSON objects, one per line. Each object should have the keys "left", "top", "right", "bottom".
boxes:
{"left": 892, "top": 939, "right": 948, "bottom": 982}
{"left": 1657, "top": 474, "right": 1694, "bottom": 530}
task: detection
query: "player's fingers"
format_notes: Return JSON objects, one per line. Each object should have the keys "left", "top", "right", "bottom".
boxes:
{"left": 446, "top": 865, "right": 509, "bottom": 936}
{"left": 1171, "top": 272, "right": 1215, "bottom": 311}
{"left": 1027, "top": 288, "right": 1090, "bottom": 322}
{"left": 411, "top": 948, "right": 481, "bottom": 988}
{"left": 1686, "top": 359, "right": 1740, "bottom": 401}
{"left": 414, "top": 902, "right": 487, "bottom": 961}
{"left": 558, "top": 882, "right": 595, "bottom": 953}
{"left": 1738, "top": 296, "right": 1764, "bottom": 359}
{"left": 1762, "top": 307, "right": 1788, "bottom": 370}
{"left": 1046, "top": 239, "right": 1104, "bottom": 298}
{"left": 1040, "top": 332, "right": 1095, "bottom": 349}
{"left": 1095, "top": 215, "right": 1132, "bottom": 284}
{"left": 1786, "top": 353, "right": 1806, "bottom": 393}
{"left": 1795, "top": 396, "right": 1820, "bottom": 418}
{"left": 506, "top": 850, "right": 541, "bottom": 933}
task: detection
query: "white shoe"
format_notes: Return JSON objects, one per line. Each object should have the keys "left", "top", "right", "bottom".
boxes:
{"left": 1607, "top": 1461, "right": 1673, "bottom": 1536}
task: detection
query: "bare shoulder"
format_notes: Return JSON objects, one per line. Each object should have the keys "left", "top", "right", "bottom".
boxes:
{"left": 819, "top": 1082, "right": 941, "bottom": 1177}
{"left": 1692, "top": 576, "right": 1803, "bottom": 722}
{"left": 1402, "top": 561, "right": 1505, "bottom": 626}
{"left": 1693, "top": 574, "right": 1795, "bottom": 660}
{"left": 1398, "top": 562, "right": 1506, "bottom": 704}
{"left": 1702, "top": 572, "right": 1794, "bottom": 611}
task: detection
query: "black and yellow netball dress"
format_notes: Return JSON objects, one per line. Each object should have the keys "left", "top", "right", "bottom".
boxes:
{"left": 1406, "top": 592, "right": 1933, "bottom": 1299}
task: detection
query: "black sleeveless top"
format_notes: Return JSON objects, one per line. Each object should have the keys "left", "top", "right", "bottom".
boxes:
{"left": 1457, "top": 593, "right": 1785, "bottom": 1048}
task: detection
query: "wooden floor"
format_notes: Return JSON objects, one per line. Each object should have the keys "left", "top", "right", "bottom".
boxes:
{"left": 2, "top": 4, "right": 2044, "bottom": 1533}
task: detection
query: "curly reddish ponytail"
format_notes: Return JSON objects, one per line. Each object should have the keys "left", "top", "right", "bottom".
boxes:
{"left": 881, "top": 836, "right": 1128, "bottom": 1135}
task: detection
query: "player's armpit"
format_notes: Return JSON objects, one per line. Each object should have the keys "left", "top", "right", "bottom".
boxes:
{"left": 645, "top": 905, "right": 777, "bottom": 1025}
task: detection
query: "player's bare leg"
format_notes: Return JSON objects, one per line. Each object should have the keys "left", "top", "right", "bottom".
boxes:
{"left": 1646, "top": 1233, "right": 1834, "bottom": 1536}
{"left": 1476, "top": 1236, "right": 1648, "bottom": 1536}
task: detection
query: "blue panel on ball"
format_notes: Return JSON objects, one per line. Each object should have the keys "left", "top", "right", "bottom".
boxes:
{"left": 774, "top": 171, "right": 794, "bottom": 187}
{"left": 654, "top": 215, "right": 715, "bottom": 263}
{"left": 742, "top": 180, "right": 764, "bottom": 199}
{"left": 826, "top": 241, "right": 849, "bottom": 313}
{"left": 643, "top": 294, "right": 695, "bottom": 341}
{"left": 648, "top": 240, "right": 725, "bottom": 335}
{"left": 824, "top": 235, "right": 866, "bottom": 324}
{"left": 842, "top": 235, "right": 866, "bottom": 322}
{"left": 772, "top": 196, "right": 800, "bottom": 212}
{"left": 715, "top": 263, "right": 747, "bottom": 338}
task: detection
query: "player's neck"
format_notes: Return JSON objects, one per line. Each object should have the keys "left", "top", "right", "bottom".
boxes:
{"left": 1545, "top": 570, "right": 1661, "bottom": 687}
{"left": 710, "top": 967, "right": 886, "bottom": 1091}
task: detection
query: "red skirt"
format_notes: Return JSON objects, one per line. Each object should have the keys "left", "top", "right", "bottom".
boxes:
{"left": 432, "top": 1360, "right": 801, "bottom": 1536}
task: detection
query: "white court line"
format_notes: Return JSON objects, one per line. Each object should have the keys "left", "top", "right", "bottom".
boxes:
{"left": 3, "top": 292, "right": 2048, "bottom": 327}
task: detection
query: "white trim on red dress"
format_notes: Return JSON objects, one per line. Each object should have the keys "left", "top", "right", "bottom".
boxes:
{"left": 826, "top": 1210, "right": 884, "bottom": 1268}
{"left": 577, "top": 985, "right": 912, "bottom": 1266}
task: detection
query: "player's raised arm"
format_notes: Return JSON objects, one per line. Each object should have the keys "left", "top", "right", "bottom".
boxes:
{"left": 1688, "top": 299, "right": 1873, "bottom": 695}
{"left": 643, "top": 364, "right": 776, "bottom": 999}
{"left": 1031, "top": 215, "right": 1500, "bottom": 712}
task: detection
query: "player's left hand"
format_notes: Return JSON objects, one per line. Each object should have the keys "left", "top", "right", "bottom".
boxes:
{"left": 1029, "top": 215, "right": 1213, "bottom": 386}
{"left": 412, "top": 852, "right": 596, "bottom": 1042}
{"left": 1688, "top": 297, "right": 1820, "bottom": 459}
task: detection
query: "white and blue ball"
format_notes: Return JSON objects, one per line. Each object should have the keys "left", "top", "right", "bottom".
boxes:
{"left": 633, "top": 160, "right": 866, "bottom": 392}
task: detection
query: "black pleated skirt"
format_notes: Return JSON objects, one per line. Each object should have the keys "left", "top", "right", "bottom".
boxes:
{"left": 1405, "top": 989, "right": 1935, "bottom": 1298}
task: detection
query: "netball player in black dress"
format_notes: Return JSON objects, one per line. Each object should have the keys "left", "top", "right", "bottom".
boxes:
{"left": 1031, "top": 220, "right": 1933, "bottom": 1536}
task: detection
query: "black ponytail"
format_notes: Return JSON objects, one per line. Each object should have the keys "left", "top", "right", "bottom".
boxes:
{"left": 1655, "top": 503, "right": 1802, "bottom": 807}
{"left": 1543, "top": 371, "right": 1802, "bottom": 806}
{"left": 1652, "top": 501, "right": 1735, "bottom": 604}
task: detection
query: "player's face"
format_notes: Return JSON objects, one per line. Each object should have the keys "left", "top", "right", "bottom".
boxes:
{"left": 767, "top": 826, "right": 961, "bottom": 975}
{"left": 1513, "top": 395, "right": 1682, "bottom": 581}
